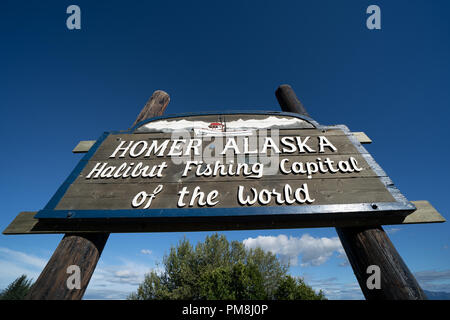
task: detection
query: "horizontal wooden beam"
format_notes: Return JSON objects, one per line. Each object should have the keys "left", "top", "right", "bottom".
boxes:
{"left": 72, "top": 132, "right": 373, "bottom": 153}
{"left": 72, "top": 140, "right": 96, "bottom": 153}
{"left": 402, "top": 201, "right": 445, "bottom": 224}
{"left": 3, "top": 201, "right": 444, "bottom": 235}
{"left": 352, "top": 132, "right": 372, "bottom": 144}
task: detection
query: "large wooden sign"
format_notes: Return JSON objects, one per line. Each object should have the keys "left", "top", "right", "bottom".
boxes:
{"left": 35, "top": 111, "right": 415, "bottom": 227}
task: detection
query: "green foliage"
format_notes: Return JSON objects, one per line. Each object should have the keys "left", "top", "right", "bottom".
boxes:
{"left": 128, "top": 234, "right": 326, "bottom": 300}
{"left": 0, "top": 275, "right": 34, "bottom": 300}
{"left": 274, "top": 275, "right": 326, "bottom": 300}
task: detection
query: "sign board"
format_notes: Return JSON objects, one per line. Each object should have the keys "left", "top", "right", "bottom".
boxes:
{"left": 35, "top": 112, "right": 415, "bottom": 227}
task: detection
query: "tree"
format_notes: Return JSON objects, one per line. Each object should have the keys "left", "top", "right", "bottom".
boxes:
{"left": 128, "top": 234, "right": 326, "bottom": 300}
{"left": 0, "top": 275, "right": 34, "bottom": 300}
{"left": 274, "top": 275, "right": 326, "bottom": 300}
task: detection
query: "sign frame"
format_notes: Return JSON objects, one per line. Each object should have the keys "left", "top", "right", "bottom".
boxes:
{"left": 34, "top": 111, "right": 416, "bottom": 221}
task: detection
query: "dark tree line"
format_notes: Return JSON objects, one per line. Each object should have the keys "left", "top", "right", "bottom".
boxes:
{"left": 0, "top": 275, "right": 33, "bottom": 300}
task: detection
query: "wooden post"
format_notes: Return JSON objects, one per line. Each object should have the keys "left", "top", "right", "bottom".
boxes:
{"left": 26, "top": 90, "right": 170, "bottom": 300}
{"left": 335, "top": 226, "right": 427, "bottom": 299}
{"left": 275, "top": 84, "right": 310, "bottom": 117}
{"left": 132, "top": 90, "right": 170, "bottom": 127}
{"left": 275, "top": 84, "right": 427, "bottom": 300}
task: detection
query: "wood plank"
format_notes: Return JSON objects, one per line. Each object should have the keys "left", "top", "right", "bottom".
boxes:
{"left": 2, "top": 201, "right": 444, "bottom": 235}
{"left": 54, "top": 177, "right": 396, "bottom": 210}
{"left": 72, "top": 140, "right": 96, "bottom": 153}
{"left": 73, "top": 130, "right": 372, "bottom": 153}
{"left": 403, "top": 200, "right": 445, "bottom": 224}
{"left": 89, "top": 132, "right": 363, "bottom": 160}
{"left": 2, "top": 211, "right": 39, "bottom": 234}
{"left": 353, "top": 132, "right": 372, "bottom": 144}
{"left": 72, "top": 154, "right": 377, "bottom": 184}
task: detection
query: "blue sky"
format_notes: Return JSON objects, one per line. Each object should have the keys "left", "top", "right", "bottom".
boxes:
{"left": 0, "top": 0, "right": 449, "bottom": 299}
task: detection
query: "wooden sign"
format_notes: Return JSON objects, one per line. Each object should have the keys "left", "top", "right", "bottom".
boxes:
{"left": 35, "top": 112, "right": 415, "bottom": 225}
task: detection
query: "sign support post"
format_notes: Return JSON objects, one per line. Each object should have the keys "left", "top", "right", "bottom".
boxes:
{"left": 335, "top": 226, "right": 426, "bottom": 299}
{"left": 26, "top": 90, "right": 170, "bottom": 300}
{"left": 275, "top": 84, "right": 427, "bottom": 300}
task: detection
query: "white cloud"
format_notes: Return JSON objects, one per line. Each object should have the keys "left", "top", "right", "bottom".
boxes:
{"left": 140, "top": 249, "right": 152, "bottom": 255}
{"left": 337, "top": 248, "right": 350, "bottom": 267}
{"left": 89, "top": 260, "right": 149, "bottom": 285}
{"left": 0, "top": 247, "right": 47, "bottom": 269}
{"left": 0, "top": 247, "right": 49, "bottom": 288}
{"left": 243, "top": 234, "right": 345, "bottom": 267}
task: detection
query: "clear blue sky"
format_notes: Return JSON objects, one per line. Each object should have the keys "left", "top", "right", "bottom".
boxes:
{"left": 0, "top": 0, "right": 449, "bottom": 299}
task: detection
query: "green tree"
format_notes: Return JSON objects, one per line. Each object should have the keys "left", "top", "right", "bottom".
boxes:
{"left": 0, "top": 275, "right": 34, "bottom": 300}
{"left": 128, "top": 234, "right": 326, "bottom": 300}
{"left": 274, "top": 275, "right": 326, "bottom": 300}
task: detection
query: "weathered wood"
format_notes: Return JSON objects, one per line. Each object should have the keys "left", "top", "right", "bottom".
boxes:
{"left": 73, "top": 154, "right": 379, "bottom": 185}
{"left": 73, "top": 130, "right": 373, "bottom": 154}
{"left": 353, "top": 132, "right": 372, "bottom": 144}
{"left": 275, "top": 84, "right": 310, "bottom": 117}
{"left": 55, "top": 178, "right": 395, "bottom": 210}
{"left": 335, "top": 226, "right": 427, "bottom": 299}
{"left": 93, "top": 129, "right": 361, "bottom": 141}
{"left": 26, "top": 233, "right": 109, "bottom": 300}
{"left": 3, "top": 201, "right": 444, "bottom": 235}
{"left": 41, "top": 108, "right": 397, "bottom": 224}
{"left": 275, "top": 84, "right": 427, "bottom": 300}
{"left": 72, "top": 140, "right": 96, "bottom": 153}
{"left": 88, "top": 131, "right": 364, "bottom": 160}
{"left": 402, "top": 200, "right": 443, "bottom": 224}
{"left": 26, "top": 90, "right": 170, "bottom": 300}
{"left": 132, "top": 90, "right": 170, "bottom": 127}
